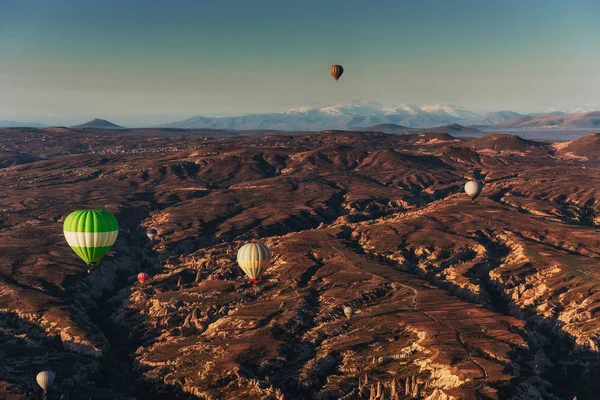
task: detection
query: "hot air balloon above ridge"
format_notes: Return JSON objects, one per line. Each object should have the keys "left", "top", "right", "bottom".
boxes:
{"left": 330, "top": 64, "right": 344, "bottom": 82}
{"left": 237, "top": 242, "right": 271, "bottom": 285}
{"left": 63, "top": 209, "right": 118, "bottom": 272}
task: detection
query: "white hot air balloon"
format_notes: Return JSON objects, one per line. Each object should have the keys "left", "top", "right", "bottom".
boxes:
{"left": 36, "top": 370, "right": 55, "bottom": 392}
{"left": 344, "top": 306, "right": 355, "bottom": 319}
{"left": 464, "top": 180, "right": 482, "bottom": 201}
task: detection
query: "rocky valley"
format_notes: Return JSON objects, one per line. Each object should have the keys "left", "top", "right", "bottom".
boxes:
{"left": 1, "top": 127, "right": 600, "bottom": 399}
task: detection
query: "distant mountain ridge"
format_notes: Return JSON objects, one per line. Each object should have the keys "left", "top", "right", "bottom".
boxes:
{"left": 0, "top": 120, "right": 47, "bottom": 128}
{"left": 71, "top": 119, "right": 124, "bottom": 129}
{"left": 492, "top": 111, "right": 600, "bottom": 129}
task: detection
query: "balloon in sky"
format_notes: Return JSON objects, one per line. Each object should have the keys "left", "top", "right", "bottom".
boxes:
{"left": 237, "top": 242, "right": 271, "bottom": 285}
{"left": 36, "top": 370, "right": 55, "bottom": 392}
{"left": 330, "top": 64, "right": 344, "bottom": 82}
{"left": 344, "top": 306, "right": 354, "bottom": 319}
{"left": 146, "top": 228, "right": 158, "bottom": 241}
{"left": 138, "top": 272, "right": 149, "bottom": 285}
{"left": 464, "top": 180, "right": 482, "bottom": 201}
{"left": 63, "top": 210, "right": 119, "bottom": 270}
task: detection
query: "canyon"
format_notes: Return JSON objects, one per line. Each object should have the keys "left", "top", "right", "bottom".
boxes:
{"left": 1, "top": 127, "right": 599, "bottom": 399}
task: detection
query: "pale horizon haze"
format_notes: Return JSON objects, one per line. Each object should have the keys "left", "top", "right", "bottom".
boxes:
{"left": 1, "top": 0, "right": 599, "bottom": 126}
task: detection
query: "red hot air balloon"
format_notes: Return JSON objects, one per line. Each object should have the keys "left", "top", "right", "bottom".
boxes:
{"left": 138, "top": 272, "right": 149, "bottom": 285}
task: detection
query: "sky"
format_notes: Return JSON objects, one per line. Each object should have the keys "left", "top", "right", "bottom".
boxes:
{"left": 1, "top": 0, "right": 599, "bottom": 126}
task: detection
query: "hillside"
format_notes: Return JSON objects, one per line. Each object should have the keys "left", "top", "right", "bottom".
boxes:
{"left": 465, "top": 134, "right": 546, "bottom": 152}
{"left": 403, "top": 132, "right": 463, "bottom": 146}
{"left": 356, "top": 123, "right": 409, "bottom": 133}
{"left": 0, "top": 149, "right": 43, "bottom": 168}
{"left": 420, "top": 123, "right": 481, "bottom": 136}
{"left": 554, "top": 133, "right": 600, "bottom": 160}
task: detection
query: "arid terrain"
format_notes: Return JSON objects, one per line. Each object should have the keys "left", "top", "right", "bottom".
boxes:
{"left": 2, "top": 127, "right": 600, "bottom": 399}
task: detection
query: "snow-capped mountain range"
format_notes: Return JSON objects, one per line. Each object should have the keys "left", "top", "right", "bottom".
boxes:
{"left": 3, "top": 103, "right": 597, "bottom": 131}
{"left": 159, "top": 102, "right": 496, "bottom": 131}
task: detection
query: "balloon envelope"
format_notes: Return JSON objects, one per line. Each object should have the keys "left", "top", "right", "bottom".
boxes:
{"left": 138, "top": 272, "right": 149, "bottom": 285}
{"left": 146, "top": 228, "right": 158, "bottom": 240}
{"left": 464, "top": 180, "right": 482, "bottom": 200}
{"left": 330, "top": 65, "right": 344, "bottom": 81}
{"left": 237, "top": 243, "right": 271, "bottom": 285}
{"left": 63, "top": 210, "right": 119, "bottom": 266}
{"left": 36, "top": 370, "right": 55, "bottom": 391}
{"left": 344, "top": 306, "right": 354, "bottom": 319}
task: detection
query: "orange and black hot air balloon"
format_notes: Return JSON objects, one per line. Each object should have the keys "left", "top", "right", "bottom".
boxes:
{"left": 330, "top": 65, "right": 344, "bottom": 82}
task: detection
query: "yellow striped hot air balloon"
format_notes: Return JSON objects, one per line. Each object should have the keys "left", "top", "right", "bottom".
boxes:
{"left": 237, "top": 242, "right": 271, "bottom": 285}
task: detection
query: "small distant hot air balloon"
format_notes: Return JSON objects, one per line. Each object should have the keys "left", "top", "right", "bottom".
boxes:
{"left": 464, "top": 180, "right": 482, "bottom": 201}
{"left": 330, "top": 64, "right": 344, "bottom": 82}
{"left": 36, "top": 370, "right": 55, "bottom": 395}
{"left": 138, "top": 272, "right": 149, "bottom": 285}
{"left": 344, "top": 306, "right": 354, "bottom": 319}
{"left": 146, "top": 228, "right": 158, "bottom": 241}
{"left": 237, "top": 242, "right": 271, "bottom": 285}
{"left": 63, "top": 210, "right": 119, "bottom": 272}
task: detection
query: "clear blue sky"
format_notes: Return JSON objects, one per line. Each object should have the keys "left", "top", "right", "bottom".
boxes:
{"left": 1, "top": 0, "right": 599, "bottom": 125}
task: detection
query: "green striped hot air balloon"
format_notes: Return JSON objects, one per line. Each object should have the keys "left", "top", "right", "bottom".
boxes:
{"left": 63, "top": 210, "right": 119, "bottom": 271}
{"left": 237, "top": 242, "right": 271, "bottom": 285}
